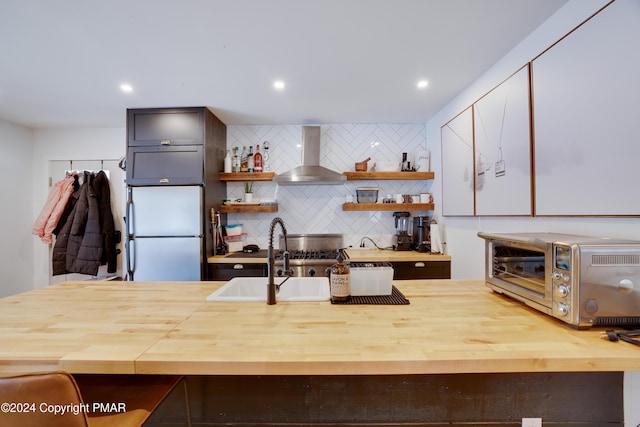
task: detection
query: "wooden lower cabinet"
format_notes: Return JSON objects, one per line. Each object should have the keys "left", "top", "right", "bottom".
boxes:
{"left": 146, "top": 372, "right": 622, "bottom": 426}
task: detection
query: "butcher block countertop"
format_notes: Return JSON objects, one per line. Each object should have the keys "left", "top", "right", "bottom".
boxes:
{"left": 208, "top": 248, "right": 451, "bottom": 264}
{"left": 0, "top": 279, "right": 638, "bottom": 375}
{"left": 346, "top": 248, "right": 451, "bottom": 262}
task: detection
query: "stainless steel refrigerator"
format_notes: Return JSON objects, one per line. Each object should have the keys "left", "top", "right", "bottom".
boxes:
{"left": 126, "top": 186, "right": 203, "bottom": 281}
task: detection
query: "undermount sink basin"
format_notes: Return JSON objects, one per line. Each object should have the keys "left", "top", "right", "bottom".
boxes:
{"left": 206, "top": 277, "right": 330, "bottom": 302}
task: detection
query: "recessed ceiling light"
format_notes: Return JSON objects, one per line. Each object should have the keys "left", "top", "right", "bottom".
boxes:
{"left": 120, "top": 84, "right": 133, "bottom": 93}
{"left": 417, "top": 80, "right": 429, "bottom": 89}
{"left": 273, "top": 80, "right": 285, "bottom": 90}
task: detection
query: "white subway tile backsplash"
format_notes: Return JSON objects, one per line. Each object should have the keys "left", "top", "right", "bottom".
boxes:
{"left": 226, "top": 124, "right": 429, "bottom": 250}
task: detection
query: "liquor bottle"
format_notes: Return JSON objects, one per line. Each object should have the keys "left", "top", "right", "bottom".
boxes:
{"left": 240, "top": 146, "right": 248, "bottom": 172}
{"left": 262, "top": 141, "right": 270, "bottom": 171}
{"left": 330, "top": 249, "right": 351, "bottom": 302}
{"left": 223, "top": 150, "right": 232, "bottom": 173}
{"left": 247, "top": 146, "right": 254, "bottom": 172}
{"left": 232, "top": 147, "right": 240, "bottom": 172}
{"left": 254, "top": 144, "right": 263, "bottom": 173}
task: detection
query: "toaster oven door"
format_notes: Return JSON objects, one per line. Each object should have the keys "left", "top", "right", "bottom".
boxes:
{"left": 486, "top": 240, "right": 553, "bottom": 310}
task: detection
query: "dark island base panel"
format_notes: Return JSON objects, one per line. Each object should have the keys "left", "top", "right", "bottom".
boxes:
{"left": 145, "top": 372, "right": 623, "bottom": 426}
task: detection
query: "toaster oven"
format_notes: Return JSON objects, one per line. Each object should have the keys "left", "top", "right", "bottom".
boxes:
{"left": 478, "top": 232, "right": 640, "bottom": 329}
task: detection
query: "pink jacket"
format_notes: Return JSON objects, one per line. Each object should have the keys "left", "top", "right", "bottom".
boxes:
{"left": 32, "top": 175, "right": 77, "bottom": 244}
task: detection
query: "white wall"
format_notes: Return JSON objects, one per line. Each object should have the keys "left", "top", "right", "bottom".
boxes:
{"left": 0, "top": 119, "right": 34, "bottom": 297}
{"left": 31, "top": 127, "right": 126, "bottom": 289}
{"left": 425, "top": 0, "right": 639, "bottom": 280}
{"left": 425, "top": 1, "right": 640, "bottom": 425}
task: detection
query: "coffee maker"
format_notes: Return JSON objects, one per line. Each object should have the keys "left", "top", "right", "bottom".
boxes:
{"left": 412, "top": 215, "right": 431, "bottom": 252}
{"left": 393, "top": 211, "right": 412, "bottom": 251}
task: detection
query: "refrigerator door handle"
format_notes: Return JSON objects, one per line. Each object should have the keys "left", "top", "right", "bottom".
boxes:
{"left": 126, "top": 187, "right": 135, "bottom": 280}
{"left": 126, "top": 238, "right": 135, "bottom": 280}
{"left": 126, "top": 187, "right": 133, "bottom": 238}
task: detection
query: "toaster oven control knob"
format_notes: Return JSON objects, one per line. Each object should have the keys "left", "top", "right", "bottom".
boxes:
{"left": 556, "top": 284, "right": 569, "bottom": 298}
{"left": 552, "top": 271, "right": 562, "bottom": 280}
{"left": 556, "top": 302, "right": 569, "bottom": 317}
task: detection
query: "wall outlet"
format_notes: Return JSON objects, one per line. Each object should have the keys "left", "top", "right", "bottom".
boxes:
{"left": 522, "top": 418, "right": 542, "bottom": 427}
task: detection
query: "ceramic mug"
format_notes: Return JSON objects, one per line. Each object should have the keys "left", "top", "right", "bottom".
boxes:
{"left": 420, "top": 193, "right": 433, "bottom": 203}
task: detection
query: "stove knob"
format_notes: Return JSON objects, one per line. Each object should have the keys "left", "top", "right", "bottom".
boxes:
{"left": 324, "top": 267, "right": 332, "bottom": 277}
{"left": 308, "top": 268, "right": 316, "bottom": 277}
{"left": 276, "top": 269, "right": 284, "bottom": 277}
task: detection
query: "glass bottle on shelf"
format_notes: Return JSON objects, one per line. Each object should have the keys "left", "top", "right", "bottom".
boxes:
{"left": 240, "top": 146, "right": 248, "bottom": 172}
{"left": 232, "top": 147, "right": 240, "bottom": 172}
{"left": 254, "top": 144, "right": 263, "bottom": 173}
{"left": 247, "top": 146, "right": 254, "bottom": 172}
{"left": 262, "top": 141, "right": 270, "bottom": 172}
{"left": 223, "top": 150, "right": 232, "bottom": 173}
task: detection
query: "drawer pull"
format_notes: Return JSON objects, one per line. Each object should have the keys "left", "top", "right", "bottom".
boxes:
{"left": 160, "top": 139, "right": 171, "bottom": 145}
{"left": 159, "top": 178, "right": 170, "bottom": 183}
{"left": 414, "top": 262, "right": 425, "bottom": 268}
{"left": 233, "top": 264, "right": 244, "bottom": 270}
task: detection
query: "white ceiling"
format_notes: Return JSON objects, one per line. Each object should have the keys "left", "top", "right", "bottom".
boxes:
{"left": 0, "top": 0, "right": 568, "bottom": 129}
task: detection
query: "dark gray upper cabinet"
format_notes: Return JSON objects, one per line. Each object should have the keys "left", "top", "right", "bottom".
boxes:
{"left": 126, "top": 107, "right": 226, "bottom": 186}
{"left": 126, "top": 145, "right": 204, "bottom": 185}
{"left": 128, "top": 108, "right": 204, "bottom": 146}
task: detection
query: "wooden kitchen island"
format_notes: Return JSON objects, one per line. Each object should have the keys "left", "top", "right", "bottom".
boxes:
{"left": 1, "top": 279, "right": 636, "bottom": 425}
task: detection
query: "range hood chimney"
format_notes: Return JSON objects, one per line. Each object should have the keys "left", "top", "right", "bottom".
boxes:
{"left": 274, "top": 126, "right": 346, "bottom": 185}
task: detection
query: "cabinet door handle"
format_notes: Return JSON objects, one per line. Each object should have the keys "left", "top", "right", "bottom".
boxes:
{"left": 233, "top": 264, "right": 245, "bottom": 270}
{"left": 414, "top": 262, "right": 425, "bottom": 268}
{"left": 160, "top": 139, "right": 171, "bottom": 145}
{"left": 159, "top": 178, "right": 170, "bottom": 184}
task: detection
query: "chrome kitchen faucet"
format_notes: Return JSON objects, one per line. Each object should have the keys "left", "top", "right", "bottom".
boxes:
{"left": 267, "top": 217, "right": 292, "bottom": 305}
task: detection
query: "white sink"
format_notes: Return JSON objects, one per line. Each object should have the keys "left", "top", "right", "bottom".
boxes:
{"left": 206, "top": 276, "right": 330, "bottom": 302}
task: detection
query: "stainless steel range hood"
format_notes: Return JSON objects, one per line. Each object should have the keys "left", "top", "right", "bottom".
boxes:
{"left": 274, "top": 126, "right": 346, "bottom": 185}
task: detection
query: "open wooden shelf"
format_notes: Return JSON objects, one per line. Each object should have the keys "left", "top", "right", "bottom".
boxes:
{"left": 342, "top": 203, "right": 434, "bottom": 211}
{"left": 218, "top": 204, "right": 278, "bottom": 213}
{"left": 219, "top": 172, "right": 275, "bottom": 182}
{"left": 343, "top": 171, "right": 434, "bottom": 180}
